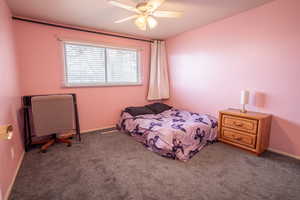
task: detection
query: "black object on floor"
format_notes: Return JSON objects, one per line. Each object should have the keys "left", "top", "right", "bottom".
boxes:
{"left": 10, "top": 131, "right": 300, "bottom": 200}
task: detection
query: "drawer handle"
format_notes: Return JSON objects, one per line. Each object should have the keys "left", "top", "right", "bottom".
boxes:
{"left": 233, "top": 136, "right": 243, "bottom": 141}
{"left": 234, "top": 122, "right": 243, "bottom": 127}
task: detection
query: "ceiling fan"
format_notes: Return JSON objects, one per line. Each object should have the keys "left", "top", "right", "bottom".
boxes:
{"left": 108, "top": 0, "right": 182, "bottom": 31}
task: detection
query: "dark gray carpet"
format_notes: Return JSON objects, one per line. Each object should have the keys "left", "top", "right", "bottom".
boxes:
{"left": 10, "top": 131, "right": 300, "bottom": 200}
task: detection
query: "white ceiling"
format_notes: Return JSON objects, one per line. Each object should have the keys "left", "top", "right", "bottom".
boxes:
{"left": 7, "top": 0, "right": 274, "bottom": 39}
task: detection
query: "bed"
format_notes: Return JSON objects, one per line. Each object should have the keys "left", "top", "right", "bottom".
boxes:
{"left": 117, "top": 103, "right": 218, "bottom": 161}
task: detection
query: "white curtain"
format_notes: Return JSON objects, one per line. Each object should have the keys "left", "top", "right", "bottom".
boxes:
{"left": 147, "top": 40, "right": 170, "bottom": 100}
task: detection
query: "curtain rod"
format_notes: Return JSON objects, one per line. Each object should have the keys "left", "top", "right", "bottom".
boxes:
{"left": 12, "top": 16, "right": 154, "bottom": 43}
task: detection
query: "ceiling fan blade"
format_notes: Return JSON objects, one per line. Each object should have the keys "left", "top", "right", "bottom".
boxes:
{"left": 147, "top": 0, "right": 165, "bottom": 12}
{"left": 108, "top": 0, "right": 140, "bottom": 13}
{"left": 114, "top": 15, "right": 138, "bottom": 23}
{"left": 153, "top": 11, "right": 183, "bottom": 18}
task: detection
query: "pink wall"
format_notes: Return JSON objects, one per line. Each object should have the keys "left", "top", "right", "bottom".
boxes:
{"left": 166, "top": 0, "right": 300, "bottom": 157}
{"left": 0, "top": 0, "right": 24, "bottom": 199}
{"left": 14, "top": 20, "right": 151, "bottom": 131}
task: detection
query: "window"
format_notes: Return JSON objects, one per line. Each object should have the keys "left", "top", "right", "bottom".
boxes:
{"left": 63, "top": 42, "right": 140, "bottom": 87}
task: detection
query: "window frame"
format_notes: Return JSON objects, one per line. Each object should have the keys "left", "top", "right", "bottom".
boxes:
{"left": 62, "top": 40, "right": 142, "bottom": 88}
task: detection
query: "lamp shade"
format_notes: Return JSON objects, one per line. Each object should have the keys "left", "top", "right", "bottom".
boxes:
{"left": 240, "top": 90, "right": 249, "bottom": 105}
{"left": 147, "top": 16, "right": 158, "bottom": 29}
{"left": 134, "top": 16, "right": 147, "bottom": 31}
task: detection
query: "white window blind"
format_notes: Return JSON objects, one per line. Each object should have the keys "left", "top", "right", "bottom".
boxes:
{"left": 64, "top": 42, "right": 140, "bottom": 87}
{"left": 107, "top": 48, "right": 138, "bottom": 83}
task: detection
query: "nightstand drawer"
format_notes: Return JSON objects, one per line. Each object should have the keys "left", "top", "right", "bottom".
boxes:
{"left": 221, "top": 128, "right": 256, "bottom": 149}
{"left": 222, "top": 115, "right": 258, "bottom": 134}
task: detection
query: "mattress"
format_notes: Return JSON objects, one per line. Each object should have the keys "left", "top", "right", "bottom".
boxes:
{"left": 118, "top": 108, "right": 218, "bottom": 161}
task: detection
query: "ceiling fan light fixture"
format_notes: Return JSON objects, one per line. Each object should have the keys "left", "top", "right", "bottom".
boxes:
{"left": 135, "top": 16, "right": 147, "bottom": 30}
{"left": 109, "top": 0, "right": 182, "bottom": 31}
{"left": 147, "top": 16, "right": 158, "bottom": 29}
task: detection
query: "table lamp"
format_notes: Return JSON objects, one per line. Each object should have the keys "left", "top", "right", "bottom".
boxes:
{"left": 240, "top": 90, "right": 249, "bottom": 113}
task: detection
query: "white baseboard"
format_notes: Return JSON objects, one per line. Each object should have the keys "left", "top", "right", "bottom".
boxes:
{"left": 268, "top": 148, "right": 300, "bottom": 160}
{"left": 80, "top": 125, "right": 116, "bottom": 134}
{"left": 4, "top": 151, "right": 25, "bottom": 200}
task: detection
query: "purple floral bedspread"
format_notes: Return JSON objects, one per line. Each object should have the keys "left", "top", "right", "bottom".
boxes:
{"left": 117, "top": 108, "right": 218, "bottom": 161}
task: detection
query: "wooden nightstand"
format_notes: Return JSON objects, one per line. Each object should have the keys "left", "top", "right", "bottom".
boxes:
{"left": 218, "top": 109, "right": 272, "bottom": 155}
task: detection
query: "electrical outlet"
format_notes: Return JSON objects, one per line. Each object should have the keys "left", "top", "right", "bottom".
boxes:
{"left": 0, "top": 124, "right": 13, "bottom": 140}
